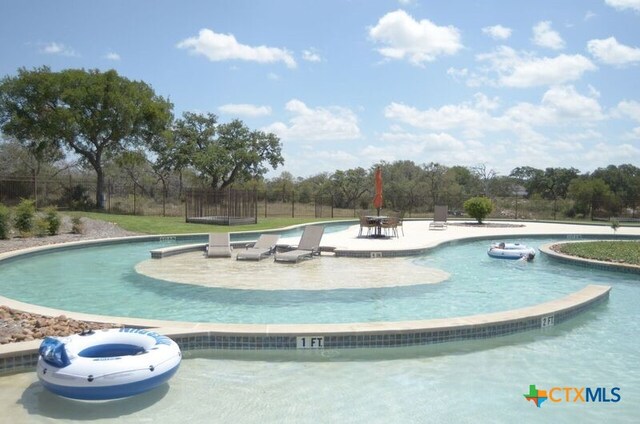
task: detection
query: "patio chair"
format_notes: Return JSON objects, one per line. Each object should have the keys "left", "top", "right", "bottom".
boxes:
{"left": 381, "top": 216, "right": 399, "bottom": 238}
{"left": 394, "top": 211, "right": 405, "bottom": 236}
{"left": 236, "top": 234, "right": 280, "bottom": 261}
{"left": 358, "top": 215, "right": 376, "bottom": 237}
{"left": 274, "top": 225, "right": 324, "bottom": 263}
{"left": 206, "top": 233, "right": 232, "bottom": 258}
{"left": 429, "top": 205, "right": 448, "bottom": 230}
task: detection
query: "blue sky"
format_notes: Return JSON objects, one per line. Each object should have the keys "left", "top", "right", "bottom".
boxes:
{"left": 1, "top": 0, "right": 640, "bottom": 178}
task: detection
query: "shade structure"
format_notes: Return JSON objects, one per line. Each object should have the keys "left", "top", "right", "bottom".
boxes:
{"left": 373, "top": 167, "right": 383, "bottom": 213}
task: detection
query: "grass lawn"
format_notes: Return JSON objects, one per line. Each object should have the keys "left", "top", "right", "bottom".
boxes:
{"left": 556, "top": 241, "right": 640, "bottom": 266}
{"left": 65, "top": 211, "right": 352, "bottom": 235}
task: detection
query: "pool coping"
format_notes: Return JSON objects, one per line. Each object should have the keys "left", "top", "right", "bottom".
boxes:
{"left": 539, "top": 241, "right": 640, "bottom": 274}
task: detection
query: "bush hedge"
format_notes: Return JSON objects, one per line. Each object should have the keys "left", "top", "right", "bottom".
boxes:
{"left": 14, "top": 199, "right": 36, "bottom": 236}
{"left": 0, "top": 203, "right": 11, "bottom": 239}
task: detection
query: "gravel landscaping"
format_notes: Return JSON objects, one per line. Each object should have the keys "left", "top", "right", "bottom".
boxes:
{"left": 0, "top": 216, "right": 139, "bottom": 344}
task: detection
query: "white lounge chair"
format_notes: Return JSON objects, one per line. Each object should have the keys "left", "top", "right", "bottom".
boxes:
{"left": 206, "top": 233, "right": 232, "bottom": 258}
{"left": 429, "top": 205, "right": 448, "bottom": 230}
{"left": 274, "top": 225, "right": 324, "bottom": 263}
{"left": 236, "top": 234, "right": 280, "bottom": 261}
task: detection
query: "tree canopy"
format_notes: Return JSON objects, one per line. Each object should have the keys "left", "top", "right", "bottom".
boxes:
{"left": 1, "top": 68, "right": 639, "bottom": 221}
{"left": 172, "top": 112, "right": 283, "bottom": 189}
{"left": 0, "top": 67, "right": 174, "bottom": 208}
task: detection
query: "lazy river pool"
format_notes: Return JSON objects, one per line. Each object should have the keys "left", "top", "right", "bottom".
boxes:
{"left": 0, "top": 227, "right": 638, "bottom": 422}
{"left": 0, "top": 236, "right": 623, "bottom": 324}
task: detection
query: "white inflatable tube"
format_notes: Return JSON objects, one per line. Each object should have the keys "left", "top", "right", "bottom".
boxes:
{"left": 487, "top": 243, "right": 536, "bottom": 260}
{"left": 37, "top": 328, "right": 181, "bottom": 400}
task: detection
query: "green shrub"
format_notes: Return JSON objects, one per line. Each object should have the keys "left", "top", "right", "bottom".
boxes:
{"left": 463, "top": 196, "right": 494, "bottom": 224}
{"left": 71, "top": 216, "right": 84, "bottom": 234}
{"left": 0, "top": 203, "right": 11, "bottom": 239}
{"left": 34, "top": 217, "right": 49, "bottom": 237}
{"left": 43, "top": 207, "right": 61, "bottom": 235}
{"left": 14, "top": 199, "right": 36, "bottom": 236}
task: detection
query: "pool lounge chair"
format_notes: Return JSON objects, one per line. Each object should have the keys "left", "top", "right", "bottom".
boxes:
{"left": 429, "top": 205, "right": 448, "bottom": 230}
{"left": 236, "top": 234, "right": 280, "bottom": 261}
{"left": 206, "top": 233, "right": 232, "bottom": 258}
{"left": 274, "top": 225, "right": 324, "bottom": 263}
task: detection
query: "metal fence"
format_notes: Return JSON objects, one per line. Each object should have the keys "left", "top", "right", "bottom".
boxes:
{"left": 185, "top": 188, "right": 257, "bottom": 225}
{"left": 4, "top": 176, "right": 627, "bottom": 223}
{"left": 0, "top": 176, "right": 184, "bottom": 216}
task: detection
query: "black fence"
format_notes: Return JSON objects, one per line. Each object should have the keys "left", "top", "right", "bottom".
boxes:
{"left": 3, "top": 176, "right": 633, "bottom": 223}
{"left": 185, "top": 188, "right": 257, "bottom": 225}
{"left": 0, "top": 176, "right": 184, "bottom": 216}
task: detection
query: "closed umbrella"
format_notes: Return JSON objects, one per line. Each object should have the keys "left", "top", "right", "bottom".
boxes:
{"left": 373, "top": 167, "right": 383, "bottom": 215}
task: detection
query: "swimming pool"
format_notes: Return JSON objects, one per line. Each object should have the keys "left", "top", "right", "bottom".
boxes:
{"left": 3, "top": 289, "right": 639, "bottom": 422}
{"left": 0, "top": 236, "right": 621, "bottom": 324}
{"left": 0, "top": 225, "right": 638, "bottom": 421}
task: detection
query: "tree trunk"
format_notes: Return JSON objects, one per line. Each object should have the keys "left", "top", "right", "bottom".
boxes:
{"left": 96, "top": 168, "right": 105, "bottom": 210}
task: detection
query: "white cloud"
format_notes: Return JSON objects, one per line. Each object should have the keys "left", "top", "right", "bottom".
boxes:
{"left": 379, "top": 130, "right": 466, "bottom": 152}
{"left": 383, "top": 93, "right": 502, "bottom": 135}
{"left": 482, "top": 25, "right": 512, "bottom": 40}
{"left": 40, "top": 42, "right": 78, "bottom": 57}
{"left": 542, "top": 85, "right": 604, "bottom": 121}
{"left": 263, "top": 99, "right": 361, "bottom": 141}
{"left": 605, "top": 0, "right": 640, "bottom": 12}
{"left": 313, "top": 150, "right": 360, "bottom": 163}
{"left": 614, "top": 100, "right": 640, "bottom": 121}
{"left": 625, "top": 127, "right": 640, "bottom": 139}
{"left": 584, "top": 10, "right": 597, "bottom": 20}
{"left": 588, "top": 85, "right": 601, "bottom": 98}
{"left": 506, "top": 85, "right": 604, "bottom": 125}
{"left": 376, "top": 130, "right": 497, "bottom": 168}
{"left": 587, "top": 37, "right": 640, "bottom": 66}
{"left": 277, "top": 149, "right": 362, "bottom": 177}
{"left": 476, "top": 46, "right": 596, "bottom": 87}
{"left": 584, "top": 142, "right": 640, "bottom": 164}
{"left": 446, "top": 67, "right": 468, "bottom": 79}
{"left": 302, "top": 49, "right": 322, "bottom": 62}
{"left": 218, "top": 103, "right": 272, "bottom": 117}
{"left": 368, "top": 9, "right": 462, "bottom": 65}
{"left": 532, "top": 21, "right": 565, "bottom": 50}
{"left": 446, "top": 67, "right": 491, "bottom": 87}
{"left": 377, "top": 87, "right": 637, "bottom": 172}
{"left": 177, "top": 28, "right": 296, "bottom": 68}
{"left": 104, "top": 52, "right": 121, "bottom": 61}
{"left": 384, "top": 86, "right": 604, "bottom": 144}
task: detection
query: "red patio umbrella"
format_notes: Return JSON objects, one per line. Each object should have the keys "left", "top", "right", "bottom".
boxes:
{"left": 373, "top": 167, "right": 383, "bottom": 215}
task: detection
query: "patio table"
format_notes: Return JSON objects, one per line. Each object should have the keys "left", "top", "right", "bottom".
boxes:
{"left": 365, "top": 215, "right": 388, "bottom": 238}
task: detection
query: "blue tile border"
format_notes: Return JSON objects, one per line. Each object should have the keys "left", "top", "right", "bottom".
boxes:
{"left": 172, "top": 289, "right": 608, "bottom": 351}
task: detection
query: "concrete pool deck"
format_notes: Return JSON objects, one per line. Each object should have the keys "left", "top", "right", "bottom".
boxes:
{"left": 1, "top": 220, "right": 639, "bottom": 372}
{"left": 319, "top": 219, "right": 640, "bottom": 256}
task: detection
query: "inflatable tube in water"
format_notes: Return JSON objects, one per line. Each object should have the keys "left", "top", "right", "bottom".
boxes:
{"left": 37, "top": 328, "right": 181, "bottom": 400}
{"left": 487, "top": 242, "right": 536, "bottom": 260}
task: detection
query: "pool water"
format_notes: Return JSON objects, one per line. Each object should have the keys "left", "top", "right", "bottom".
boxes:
{"left": 0, "top": 236, "right": 632, "bottom": 324}
{"left": 3, "top": 299, "right": 639, "bottom": 423}
{"left": 0, "top": 231, "right": 638, "bottom": 422}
